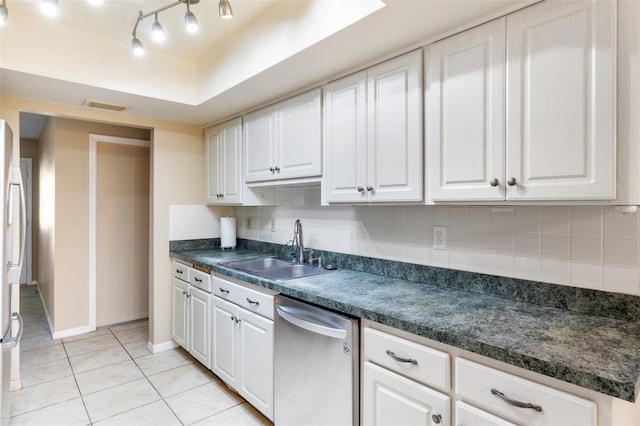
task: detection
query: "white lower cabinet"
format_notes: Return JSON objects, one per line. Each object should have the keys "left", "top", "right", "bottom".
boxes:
{"left": 211, "top": 278, "right": 274, "bottom": 421}
{"left": 171, "top": 262, "right": 212, "bottom": 369}
{"left": 363, "top": 361, "right": 450, "bottom": 426}
{"left": 455, "top": 358, "right": 596, "bottom": 426}
{"left": 455, "top": 401, "right": 517, "bottom": 426}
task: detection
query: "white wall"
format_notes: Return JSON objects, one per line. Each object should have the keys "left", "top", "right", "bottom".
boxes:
{"left": 237, "top": 187, "right": 640, "bottom": 296}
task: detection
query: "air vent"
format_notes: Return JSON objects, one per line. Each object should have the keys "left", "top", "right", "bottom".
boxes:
{"left": 82, "top": 99, "right": 129, "bottom": 112}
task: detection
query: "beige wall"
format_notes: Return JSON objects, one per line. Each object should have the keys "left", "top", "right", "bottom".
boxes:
{"left": 19, "top": 138, "right": 40, "bottom": 286}
{"left": 0, "top": 95, "right": 205, "bottom": 346}
{"left": 96, "top": 142, "right": 150, "bottom": 326}
{"left": 38, "top": 119, "right": 55, "bottom": 325}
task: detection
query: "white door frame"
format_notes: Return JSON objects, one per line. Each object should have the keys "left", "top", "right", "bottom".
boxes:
{"left": 19, "top": 158, "right": 32, "bottom": 285}
{"left": 89, "top": 134, "right": 150, "bottom": 331}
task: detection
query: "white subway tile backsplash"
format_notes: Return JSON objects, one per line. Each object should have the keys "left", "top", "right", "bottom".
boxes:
{"left": 540, "top": 259, "right": 570, "bottom": 285}
{"left": 541, "top": 208, "right": 570, "bottom": 234}
{"left": 515, "top": 207, "right": 540, "bottom": 232}
{"left": 603, "top": 236, "right": 639, "bottom": 266}
{"left": 570, "top": 207, "right": 603, "bottom": 235}
{"left": 570, "top": 235, "right": 602, "bottom": 262}
{"left": 570, "top": 262, "right": 603, "bottom": 290}
{"left": 604, "top": 213, "right": 639, "bottom": 237}
{"left": 233, "top": 191, "right": 640, "bottom": 296}
{"left": 541, "top": 233, "right": 570, "bottom": 259}
{"left": 603, "top": 264, "right": 639, "bottom": 295}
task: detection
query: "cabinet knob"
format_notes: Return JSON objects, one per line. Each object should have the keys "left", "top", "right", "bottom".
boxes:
{"left": 182, "top": 290, "right": 187, "bottom": 296}
{"left": 366, "top": 186, "right": 374, "bottom": 192}
{"left": 357, "top": 186, "right": 364, "bottom": 193}
{"left": 275, "top": 166, "right": 281, "bottom": 173}
{"left": 269, "top": 167, "right": 275, "bottom": 173}
{"left": 507, "top": 177, "right": 517, "bottom": 186}
{"left": 432, "top": 414, "right": 442, "bottom": 424}
{"left": 490, "top": 178, "right": 499, "bottom": 187}
{"left": 230, "top": 315, "right": 236, "bottom": 322}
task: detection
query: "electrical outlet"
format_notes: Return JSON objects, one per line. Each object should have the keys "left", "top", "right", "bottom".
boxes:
{"left": 433, "top": 226, "right": 447, "bottom": 250}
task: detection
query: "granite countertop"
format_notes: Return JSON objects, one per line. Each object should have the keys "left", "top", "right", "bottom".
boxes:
{"left": 171, "top": 247, "right": 640, "bottom": 402}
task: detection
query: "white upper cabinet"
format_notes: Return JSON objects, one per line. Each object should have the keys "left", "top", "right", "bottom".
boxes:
{"left": 205, "top": 118, "right": 243, "bottom": 205}
{"left": 427, "top": 18, "right": 506, "bottom": 202}
{"left": 244, "top": 89, "right": 322, "bottom": 183}
{"left": 323, "top": 50, "right": 423, "bottom": 204}
{"left": 506, "top": 0, "right": 615, "bottom": 201}
{"left": 323, "top": 71, "right": 368, "bottom": 203}
{"left": 426, "top": 0, "right": 616, "bottom": 202}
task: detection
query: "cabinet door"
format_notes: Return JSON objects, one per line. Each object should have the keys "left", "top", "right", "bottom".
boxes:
{"left": 363, "top": 361, "right": 450, "bottom": 426}
{"left": 505, "top": 0, "right": 616, "bottom": 200}
{"left": 219, "top": 118, "right": 243, "bottom": 204}
{"left": 171, "top": 278, "right": 189, "bottom": 349}
{"left": 189, "top": 287, "right": 211, "bottom": 369}
{"left": 244, "top": 106, "right": 276, "bottom": 183}
{"left": 275, "top": 89, "right": 322, "bottom": 180}
{"left": 455, "top": 401, "right": 517, "bottom": 426}
{"left": 204, "top": 126, "right": 222, "bottom": 204}
{"left": 238, "top": 309, "right": 274, "bottom": 421}
{"left": 323, "top": 71, "right": 369, "bottom": 203}
{"left": 211, "top": 297, "right": 238, "bottom": 388}
{"left": 367, "top": 50, "right": 423, "bottom": 202}
{"left": 427, "top": 19, "right": 506, "bottom": 201}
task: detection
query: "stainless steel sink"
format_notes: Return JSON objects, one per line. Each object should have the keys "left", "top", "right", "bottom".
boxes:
{"left": 225, "top": 257, "right": 293, "bottom": 272}
{"left": 224, "top": 257, "right": 332, "bottom": 280}
{"left": 253, "top": 264, "right": 331, "bottom": 280}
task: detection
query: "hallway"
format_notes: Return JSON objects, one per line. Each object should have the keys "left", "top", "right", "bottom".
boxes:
{"left": 9, "top": 286, "right": 271, "bottom": 426}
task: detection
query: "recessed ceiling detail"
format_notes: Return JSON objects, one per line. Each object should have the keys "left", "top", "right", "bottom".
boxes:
{"left": 82, "top": 99, "right": 129, "bottom": 112}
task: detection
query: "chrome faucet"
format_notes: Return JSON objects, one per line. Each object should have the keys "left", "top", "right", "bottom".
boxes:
{"left": 293, "top": 219, "right": 304, "bottom": 263}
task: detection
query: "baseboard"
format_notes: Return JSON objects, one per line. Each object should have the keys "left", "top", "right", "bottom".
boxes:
{"left": 35, "top": 284, "right": 55, "bottom": 339}
{"left": 52, "top": 325, "right": 93, "bottom": 340}
{"left": 147, "top": 340, "right": 178, "bottom": 354}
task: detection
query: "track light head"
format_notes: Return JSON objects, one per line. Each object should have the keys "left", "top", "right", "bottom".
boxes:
{"left": 219, "top": 0, "right": 233, "bottom": 19}
{"left": 0, "top": 3, "right": 8, "bottom": 26}
{"left": 131, "top": 36, "right": 145, "bottom": 56}
{"left": 184, "top": 10, "right": 198, "bottom": 33}
{"left": 40, "top": 0, "right": 59, "bottom": 17}
{"left": 152, "top": 14, "right": 165, "bottom": 42}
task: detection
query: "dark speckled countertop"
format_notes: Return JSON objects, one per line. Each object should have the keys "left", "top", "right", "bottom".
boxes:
{"left": 171, "top": 242, "right": 640, "bottom": 402}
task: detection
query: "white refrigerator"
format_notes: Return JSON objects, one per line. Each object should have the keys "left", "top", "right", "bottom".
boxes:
{"left": 0, "top": 119, "right": 25, "bottom": 423}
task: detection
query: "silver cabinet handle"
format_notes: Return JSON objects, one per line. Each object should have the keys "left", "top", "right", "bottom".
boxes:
{"left": 367, "top": 186, "right": 374, "bottom": 192}
{"left": 491, "top": 388, "right": 543, "bottom": 412}
{"left": 490, "top": 178, "right": 499, "bottom": 187}
{"left": 219, "top": 287, "right": 229, "bottom": 294}
{"left": 357, "top": 186, "right": 364, "bottom": 193}
{"left": 246, "top": 298, "right": 259, "bottom": 306}
{"left": 386, "top": 349, "right": 417, "bottom": 365}
{"left": 432, "top": 414, "right": 442, "bottom": 424}
{"left": 507, "top": 177, "right": 517, "bottom": 186}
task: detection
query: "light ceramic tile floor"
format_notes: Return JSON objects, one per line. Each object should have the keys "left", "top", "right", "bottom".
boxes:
{"left": 10, "top": 285, "right": 272, "bottom": 426}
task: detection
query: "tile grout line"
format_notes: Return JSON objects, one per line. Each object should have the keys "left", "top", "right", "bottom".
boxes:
{"left": 61, "top": 331, "right": 95, "bottom": 426}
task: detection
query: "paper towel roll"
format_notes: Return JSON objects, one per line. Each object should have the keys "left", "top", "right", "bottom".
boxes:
{"left": 221, "top": 217, "right": 236, "bottom": 249}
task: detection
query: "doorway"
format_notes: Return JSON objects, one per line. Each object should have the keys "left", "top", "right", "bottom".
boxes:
{"left": 19, "top": 158, "right": 32, "bottom": 285}
{"left": 89, "top": 135, "right": 150, "bottom": 329}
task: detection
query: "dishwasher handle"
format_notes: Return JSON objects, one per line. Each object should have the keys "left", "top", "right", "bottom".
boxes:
{"left": 276, "top": 304, "right": 347, "bottom": 340}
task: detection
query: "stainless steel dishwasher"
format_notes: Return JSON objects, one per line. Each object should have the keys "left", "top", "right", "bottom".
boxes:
{"left": 274, "top": 295, "right": 359, "bottom": 426}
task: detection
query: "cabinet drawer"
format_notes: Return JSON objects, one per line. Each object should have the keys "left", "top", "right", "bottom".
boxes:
{"left": 172, "top": 261, "right": 190, "bottom": 282}
{"left": 190, "top": 269, "right": 212, "bottom": 293}
{"left": 455, "top": 358, "right": 596, "bottom": 426}
{"left": 455, "top": 401, "right": 517, "bottom": 426}
{"left": 211, "top": 276, "right": 275, "bottom": 320}
{"left": 364, "top": 328, "right": 450, "bottom": 392}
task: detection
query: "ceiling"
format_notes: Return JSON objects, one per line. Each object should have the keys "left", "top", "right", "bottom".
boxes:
{"left": 1, "top": 0, "right": 529, "bottom": 138}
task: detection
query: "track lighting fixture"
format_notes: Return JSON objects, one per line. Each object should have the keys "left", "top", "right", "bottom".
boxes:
{"left": 219, "top": 0, "right": 233, "bottom": 19}
{"left": 40, "top": 0, "right": 59, "bottom": 17}
{"left": 0, "top": 0, "right": 7, "bottom": 26}
{"left": 130, "top": 0, "right": 233, "bottom": 55}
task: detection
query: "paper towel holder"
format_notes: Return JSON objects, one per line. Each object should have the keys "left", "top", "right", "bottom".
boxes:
{"left": 220, "top": 214, "right": 237, "bottom": 251}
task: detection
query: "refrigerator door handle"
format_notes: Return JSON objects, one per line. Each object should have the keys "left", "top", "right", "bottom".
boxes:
{"left": 276, "top": 304, "right": 347, "bottom": 339}
{"left": 7, "top": 167, "right": 26, "bottom": 284}
{"left": 1, "top": 312, "right": 23, "bottom": 349}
